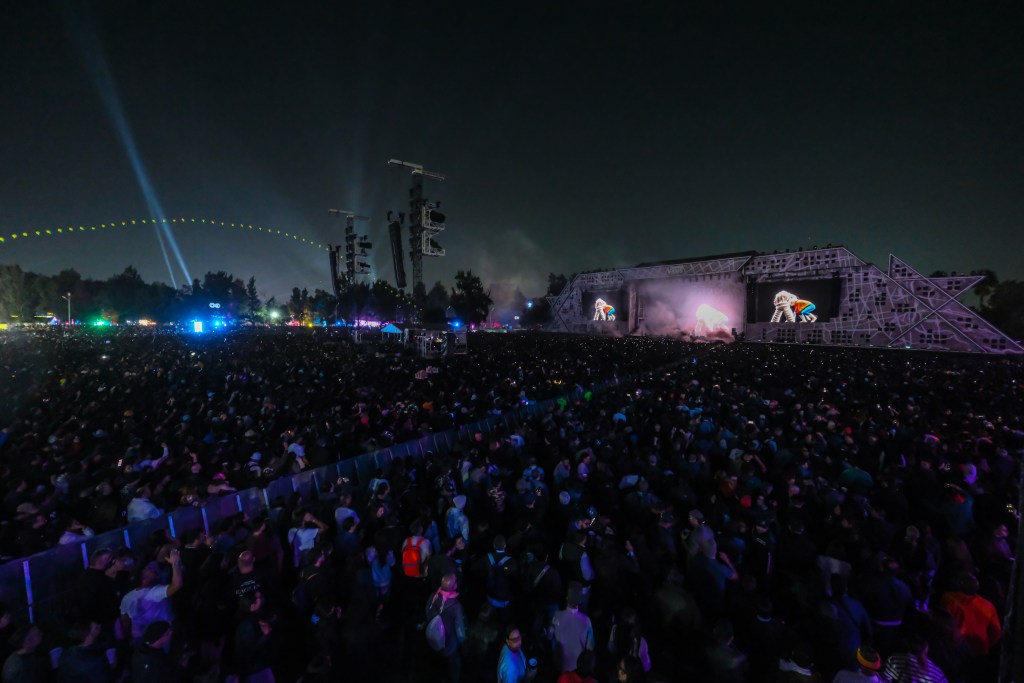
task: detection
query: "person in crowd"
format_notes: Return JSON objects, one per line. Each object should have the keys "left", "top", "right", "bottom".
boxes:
{"left": 550, "top": 582, "right": 595, "bottom": 675}
{"left": 56, "top": 621, "right": 113, "bottom": 683}
{"left": 120, "top": 549, "right": 183, "bottom": 644}
{"left": 1, "top": 625, "right": 46, "bottom": 683}
{"left": 608, "top": 607, "right": 651, "bottom": 673}
{"left": 497, "top": 625, "right": 528, "bottom": 683}
{"left": 881, "top": 632, "right": 948, "bottom": 683}
{"left": 232, "top": 592, "right": 278, "bottom": 683}
{"left": 0, "top": 331, "right": 1017, "bottom": 683}
{"left": 831, "top": 646, "right": 885, "bottom": 683}
{"left": 938, "top": 573, "right": 1002, "bottom": 657}
{"left": 424, "top": 572, "right": 467, "bottom": 683}
{"left": 132, "top": 620, "right": 177, "bottom": 683}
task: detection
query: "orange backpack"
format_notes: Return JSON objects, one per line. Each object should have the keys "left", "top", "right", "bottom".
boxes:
{"left": 402, "top": 537, "right": 427, "bottom": 577}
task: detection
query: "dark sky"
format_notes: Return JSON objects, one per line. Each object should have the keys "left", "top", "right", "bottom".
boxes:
{"left": 1, "top": 1, "right": 1021, "bottom": 300}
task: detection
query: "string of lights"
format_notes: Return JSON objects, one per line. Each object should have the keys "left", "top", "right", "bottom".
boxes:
{"left": 0, "top": 217, "right": 329, "bottom": 251}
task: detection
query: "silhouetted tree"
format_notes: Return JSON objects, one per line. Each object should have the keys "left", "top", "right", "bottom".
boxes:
{"left": 982, "top": 279, "right": 1024, "bottom": 340}
{"left": 449, "top": 270, "right": 492, "bottom": 324}
{"left": 547, "top": 273, "right": 568, "bottom": 297}
{"left": 971, "top": 269, "right": 999, "bottom": 309}
{"left": 423, "top": 280, "right": 450, "bottom": 324}
{"left": 288, "top": 287, "right": 311, "bottom": 323}
{"left": 245, "top": 276, "right": 262, "bottom": 322}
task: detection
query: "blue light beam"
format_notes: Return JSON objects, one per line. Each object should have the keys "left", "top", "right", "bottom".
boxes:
{"left": 62, "top": 4, "right": 191, "bottom": 288}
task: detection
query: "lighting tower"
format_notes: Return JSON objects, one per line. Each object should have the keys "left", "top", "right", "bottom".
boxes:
{"left": 328, "top": 209, "right": 371, "bottom": 287}
{"left": 387, "top": 159, "right": 446, "bottom": 294}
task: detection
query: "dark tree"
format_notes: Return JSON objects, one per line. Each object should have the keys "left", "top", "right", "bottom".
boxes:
{"left": 546, "top": 273, "right": 568, "bottom": 297}
{"left": 423, "top": 280, "right": 450, "bottom": 324}
{"left": 983, "top": 279, "right": 1024, "bottom": 340}
{"left": 971, "top": 269, "right": 999, "bottom": 309}
{"left": 244, "top": 276, "right": 262, "bottom": 322}
{"left": 449, "top": 270, "right": 492, "bottom": 324}
{"left": 288, "top": 287, "right": 311, "bottom": 323}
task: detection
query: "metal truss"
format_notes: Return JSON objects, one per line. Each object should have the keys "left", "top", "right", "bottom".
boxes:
{"left": 548, "top": 246, "right": 1021, "bottom": 354}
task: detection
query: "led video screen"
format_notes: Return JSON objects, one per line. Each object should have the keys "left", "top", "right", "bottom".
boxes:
{"left": 635, "top": 276, "right": 744, "bottom": 339}
{"left": 754, "top": 278, "right": 838, "bottom": 323}
{"left": 584, "top": 291, "right": 627, "bottom": 322}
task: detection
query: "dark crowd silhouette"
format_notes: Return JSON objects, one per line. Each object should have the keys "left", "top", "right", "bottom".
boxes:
{"left": 0, "top": 327, "right": 1020, "bottom": 683}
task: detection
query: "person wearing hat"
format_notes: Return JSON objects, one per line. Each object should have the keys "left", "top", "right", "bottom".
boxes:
{"left": 244, "top": 451, "right": 263, "bottom": 482}
{"left": 831, "top": 646, "right": 884, "bottom": 682}
{"left": 549, "top": 582, "right": 595, "bottom": 674}
{"left": 120, "top": 549, "right": 183, "bottom": 643}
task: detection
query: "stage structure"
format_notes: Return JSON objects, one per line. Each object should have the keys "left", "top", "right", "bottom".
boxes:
{"left": 387, "top": 159, "right": 447, "bottom": 293}
{"left": 327, "top": 209, "right": 372, "bottom": 293}
{"left": 547, "top": 246, "right": 1021, "bottom": 354}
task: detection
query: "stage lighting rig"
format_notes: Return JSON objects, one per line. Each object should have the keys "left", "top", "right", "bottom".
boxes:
{"left": 328, "top": 209, "right": 372, "bottom": 286}
{"left": 387, "top": 159, "right": 447, "bottom": 292}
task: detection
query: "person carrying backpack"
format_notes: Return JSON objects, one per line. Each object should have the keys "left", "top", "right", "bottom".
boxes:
{"left": 402, "top": 520, "right": 433, "bottom": 579}
{"left": 402, "top": 520, "right": 434, "bottom": 614}
{"left": 423, "top": 572, "right": 467, "bottom": 683}
{"left": 486, "top": 535, "right": 517, "bottom": 626}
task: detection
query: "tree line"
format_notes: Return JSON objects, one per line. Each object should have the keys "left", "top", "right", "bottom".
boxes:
{"left": 0, "top": 264, "right": 495, "bottom": 326}
{"left": 930, "top": 269, "right": 1024, "bottom": 341}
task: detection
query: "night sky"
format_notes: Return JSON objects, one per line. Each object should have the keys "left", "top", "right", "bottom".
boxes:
{"left": 1, "top": 2, "right": 1021, "bottom": 300}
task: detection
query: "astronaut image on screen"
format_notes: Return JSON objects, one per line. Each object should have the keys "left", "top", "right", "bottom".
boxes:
{"left": 770, "top": 290, "right": 817, "bottom": 323}
{"left": 792, "top": 298, "right": 817, "bottom": 322}
{"left": 694, "top": 303, "right": 730, "bottom": 336}
{"left": 771, "top": 290, "right": 798, "bottom": 323}
{"left": 593, "top": 298, "right": 616, "bottom": 321}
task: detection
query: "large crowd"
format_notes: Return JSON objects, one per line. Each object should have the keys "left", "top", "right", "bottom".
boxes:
{"left": 0, "top": 327, "right": 1020, "bottom": 683}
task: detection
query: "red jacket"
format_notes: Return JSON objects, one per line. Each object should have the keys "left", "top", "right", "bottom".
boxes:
{"left": 940, "top": 591, "right": 1001, "bottom": 655}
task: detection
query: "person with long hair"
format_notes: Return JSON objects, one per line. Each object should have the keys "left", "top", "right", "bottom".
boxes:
{"left": 614, "top": 656, "right": 645, "bottom": 683}
{"left": 608, "top": 607, "right": 651, "bottom": 673}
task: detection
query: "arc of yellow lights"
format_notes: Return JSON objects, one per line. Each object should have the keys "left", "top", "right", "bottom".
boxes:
{"left": 0, "top": 217, "right": 329, "bottom": 250}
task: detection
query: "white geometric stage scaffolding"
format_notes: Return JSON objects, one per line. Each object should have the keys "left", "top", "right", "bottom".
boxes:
{"left": 546, "top": 246, "right": 1022, "bottom": 354}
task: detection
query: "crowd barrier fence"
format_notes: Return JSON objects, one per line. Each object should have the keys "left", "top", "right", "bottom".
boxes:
{"left": 999, "top": 459, "right": 1024, "bottom": 683}
{"left": 0, "top": 388, "right": 584, "bottom": 635}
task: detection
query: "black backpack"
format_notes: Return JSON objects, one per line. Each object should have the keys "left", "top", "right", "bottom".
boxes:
{"left": 487, "top": 552, "right": 514, "bottom": 603}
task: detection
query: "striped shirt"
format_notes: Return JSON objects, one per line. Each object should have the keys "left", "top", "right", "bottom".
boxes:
{"left": 882, "top": 654, "right": 947, "bottom": 683}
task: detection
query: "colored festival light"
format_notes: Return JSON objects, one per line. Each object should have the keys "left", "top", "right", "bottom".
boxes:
{"left": 0, "top": 217, "right": 329, "bottom": 251}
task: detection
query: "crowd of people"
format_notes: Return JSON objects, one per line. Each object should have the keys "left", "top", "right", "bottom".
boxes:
{"left": 0, "top": 327, "right": 1020, "bottom": 683}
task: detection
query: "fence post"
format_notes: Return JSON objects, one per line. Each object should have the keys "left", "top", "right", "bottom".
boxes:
{"left": 22, "top": 561, "right": 33, "bottom": 625}
{"left": 1003, "top": 460, "right": 1024, "bottom": 683}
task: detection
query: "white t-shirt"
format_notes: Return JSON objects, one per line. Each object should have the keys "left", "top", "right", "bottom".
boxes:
{"left": 120, "top": 585, "right": 171, "bottom": 639}
{"left": 288, "top": 527, "right": 319, "bottom": 552}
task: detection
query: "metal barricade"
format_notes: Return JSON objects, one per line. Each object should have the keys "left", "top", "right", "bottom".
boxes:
{"left": 5, "top": 394, "right": 565, "bottom": 634}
